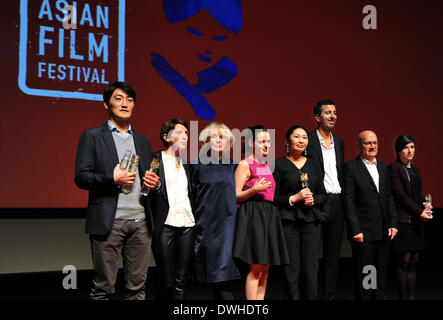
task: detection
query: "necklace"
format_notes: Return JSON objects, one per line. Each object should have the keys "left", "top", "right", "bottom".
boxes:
{"left": 163, "top": 150, "right": 181, "bottom": 169}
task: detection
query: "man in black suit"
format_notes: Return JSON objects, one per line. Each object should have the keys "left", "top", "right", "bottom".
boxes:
{"left": 75, "top": 81, "right": 160, "bottom": 300}
{"left": 343, "top": 130, "right": 398, "bottom": 300}
{"left": 307, "top": 99, "right": 344, "bottom": 300}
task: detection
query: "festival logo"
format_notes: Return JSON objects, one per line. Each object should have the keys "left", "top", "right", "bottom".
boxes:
{"left": 151, "top": 0, "right": 243, "bottom": 120}
{"left": 18, "top": 0, "right": 126, "bottom": 101}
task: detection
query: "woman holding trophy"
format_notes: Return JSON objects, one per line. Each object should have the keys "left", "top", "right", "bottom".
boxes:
{"left": 273, "top": 125, "right": 327, "bottom": 300}
{"left": 148, "top": 119, "right": 195, "bottom": 300}
{"left": 389, "top": 134, "right": 433, "bottom": 300}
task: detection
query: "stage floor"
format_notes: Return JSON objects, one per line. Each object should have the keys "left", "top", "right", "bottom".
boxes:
{"left": 1, "top": 257, "right": 442, "bottom": 300}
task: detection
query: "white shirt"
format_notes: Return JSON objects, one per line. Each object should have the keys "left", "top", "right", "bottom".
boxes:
{"left": 162, "top": 152, "right": 195, "bottom": 227}
{"left": 361, "top": 157, "right": 379, "bottom": 192}
{"left": 316, "top": 130, "right": 341, "bottom": 194}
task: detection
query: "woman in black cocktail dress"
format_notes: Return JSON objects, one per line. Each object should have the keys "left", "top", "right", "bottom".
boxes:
{"left": 389, "top": 134, "right": 433, "bottom": 300}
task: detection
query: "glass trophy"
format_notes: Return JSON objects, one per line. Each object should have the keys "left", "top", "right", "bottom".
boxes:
{"left": 425, "top": 194, "right": 432, "bottom": 217}
{"left": 141, "top": 157, "right": 161, "bottom": 196}
{"left": 120, "top": 149, "right": 132, "bottom": 170}
{"left": 127, "top": 154, "right": 140, "bottom": 172}
{"left": 122, "top": 154, "right": 139, "bottom": 194}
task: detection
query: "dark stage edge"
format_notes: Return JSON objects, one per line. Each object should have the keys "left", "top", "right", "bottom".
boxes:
{"left": 1, "top": 259, "right": 442, "bottom": 319}
{"left": 1, "top": 257, "right": 442, "bottom": 301}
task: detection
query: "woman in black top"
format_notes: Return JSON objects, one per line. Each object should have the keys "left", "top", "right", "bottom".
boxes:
{"left": 273, "top": 125, "right": 327, "bottom": 300}
{"left": 389, "top": 134, "right": 433, "bottom": 300}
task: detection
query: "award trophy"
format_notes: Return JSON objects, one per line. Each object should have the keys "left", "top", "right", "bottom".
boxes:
{"left": 300, "top": 172, "right": 309, "bottom": 188}
{"left": 425, "top": 194, "right": 432, "bottom": 217}
{"left": 122, "top": 154, "right": 139, "bottom": 194}
{"left": 120, "top": 150, "right": 132, "bottom": 170}
{"left": 141, "top": 157, "right": 161, "bottom": 196}
{"left": 127, "top": 154, "right": 140, "bottom": 172}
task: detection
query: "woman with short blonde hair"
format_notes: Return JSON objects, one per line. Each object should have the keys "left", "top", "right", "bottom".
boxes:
{"left": 192, "top": 122, "right": 240, "bottom": 299}
{"left": 199, "top": 122, "right": 235, "bottom": 150}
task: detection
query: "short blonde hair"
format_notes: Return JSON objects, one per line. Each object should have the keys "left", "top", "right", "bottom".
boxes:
{"left": 199, "top": 122, "right": 235, "bottom": 150}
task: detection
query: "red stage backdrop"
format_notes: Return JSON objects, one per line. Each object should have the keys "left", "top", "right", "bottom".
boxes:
{"left": 1, "top": 0, "right": 442, "bottom": 208}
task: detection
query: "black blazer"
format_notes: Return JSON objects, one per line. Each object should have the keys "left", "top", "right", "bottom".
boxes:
{"left": 148, "top": 151, "right": 195, "bottom": 251}
{"left": 74, "top": 123, "right": 153, "bottom": 235}
{"left": 343, "top": 157, "right": 398, "bottom": 241}
{"left": 273, "top": 157, "right": 327, "bottom": 223}
{"left": 388, "top": 160, "right": 423, "bottom": 224}
{"left": 307, "top": 130, "right": 345, "bottom": 188}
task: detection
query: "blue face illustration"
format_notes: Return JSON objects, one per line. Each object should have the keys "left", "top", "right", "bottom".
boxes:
{"left": 151, "top": 0, "right": 242, "bottom": 120}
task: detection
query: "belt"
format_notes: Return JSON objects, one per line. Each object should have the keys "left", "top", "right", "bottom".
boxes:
{"left": 115, "top": 218, "right": 145, "bottom": 222}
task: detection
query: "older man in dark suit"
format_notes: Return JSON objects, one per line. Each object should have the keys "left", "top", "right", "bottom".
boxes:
{"left": 307, "top": 99, "right": 344, "bottom": 300}
{"left": 75, "top": 81, "right": 160, "bottom": 300}
{"left": 343, "top": 130, "right": 398, "bottom": 300}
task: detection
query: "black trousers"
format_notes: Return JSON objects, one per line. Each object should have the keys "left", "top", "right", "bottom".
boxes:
{"left": 351, "top": 239, "right": 390, "bottom": 300}
{"left": 321, "top": 194, "right": 345, "bottom": 299}
{"left": 282, "top": 220, "right": 322, "bottom": 300}
{"left": 156, "top": 225, "right": 195, "bottom": 300}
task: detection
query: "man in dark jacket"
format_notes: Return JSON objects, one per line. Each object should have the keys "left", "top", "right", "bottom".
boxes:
{"left": 307, "top": 99, "right": 345, "bottom": 300}
{"left": 75, "top": 81, "right": 159, "bottom": 300}
{"left": 343, "top": 130, "right": 398, "bottom": 300}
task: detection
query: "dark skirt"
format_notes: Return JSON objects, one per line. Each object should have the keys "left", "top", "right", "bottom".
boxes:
{"left": 392, "top": 222, "right": 425, "bottom": 252}
{"left": 233, "top": 199, "right": 289, "bottom": 266}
